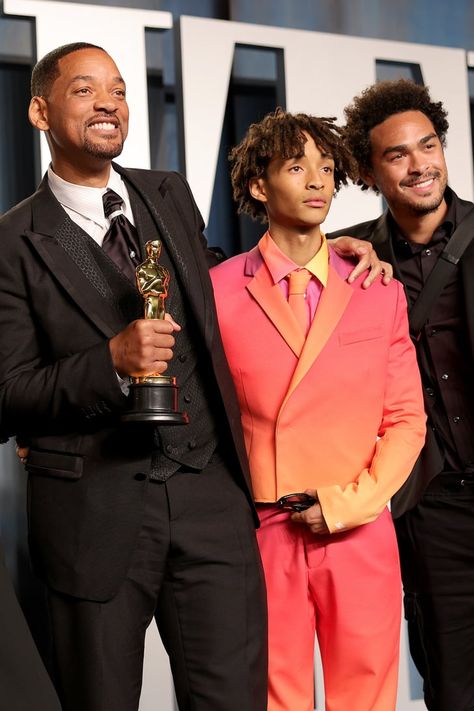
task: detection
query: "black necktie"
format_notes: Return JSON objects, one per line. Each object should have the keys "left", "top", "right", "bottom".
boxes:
{"left": 102, "top": 189, "right": 141, "bottom": 283}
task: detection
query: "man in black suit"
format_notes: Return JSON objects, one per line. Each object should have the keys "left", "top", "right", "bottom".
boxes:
{"left": 0, "top": 41, "right": 268, "bottom": 711}
{"left": 0, "top": 540, "right": 61, "bottom": 711}
{"left": 330, "top": 79, "right": 474, "bottom": 711}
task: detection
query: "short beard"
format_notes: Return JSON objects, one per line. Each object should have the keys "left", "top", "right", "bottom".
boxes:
{"left": 408, "top": 192, "right": 445, "bottom": 216}
{"left": 403, "top": 171, "right": 447, "bottom": 216}
{"left": 83, "top": 134, "right": 124, "bottom": 161}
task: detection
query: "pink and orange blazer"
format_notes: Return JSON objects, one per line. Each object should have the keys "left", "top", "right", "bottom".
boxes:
{"left": 211, "top": 244, "right": 426, "bottom": 533}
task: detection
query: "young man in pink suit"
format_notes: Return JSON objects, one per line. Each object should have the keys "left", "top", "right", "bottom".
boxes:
{"left": 210, "top": 110, "right": 426, "bottom": 711}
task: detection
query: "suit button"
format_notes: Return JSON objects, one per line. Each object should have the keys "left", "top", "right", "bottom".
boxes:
{"left": 188, "top": 440, "right": 197, "bottom": 450}
{"left": 134, "top": 473, "right": 147, "bottom": 481}
{"left": 166, "top": 444, "right": 176, "bottom": 454}
{"left": 179, "top": 354, "right": 187, "bottom": 363}
{"left": 184, "top": 394, "right": 191, "bottom": 403}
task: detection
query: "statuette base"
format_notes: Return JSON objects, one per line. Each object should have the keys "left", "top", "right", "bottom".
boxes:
{"left": 121, "top": 376, "right": 189, "bottom": 424}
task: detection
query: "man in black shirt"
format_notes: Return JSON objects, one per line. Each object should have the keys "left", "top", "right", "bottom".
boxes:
{"left": 330, "top": 79, "right": 474, "bottom": 711}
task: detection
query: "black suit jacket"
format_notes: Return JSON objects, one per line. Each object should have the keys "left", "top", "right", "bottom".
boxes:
{"left": 328, "top": 190, "right": 474, "bottom": 516}
{"left": 0, "top": 166, "right": 254, "bottom": 601}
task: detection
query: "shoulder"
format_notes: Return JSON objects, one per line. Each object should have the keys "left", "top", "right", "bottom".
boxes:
{"left": 0, "top": 192, "right": 37, "bottom": 250}
{"left": 327, "top": 217, "right": 380, "bottom": 241}
{"left": 449, "top": 188, "right": 473, "bottom": 214}
{"left": 330, "top": 248, "right": 403, "bottom": 303}
{"left": 211, "top": 252, "right": 247, "bottom": 278}
{"left": 118, "top": 166, "right": 189, "bottom": 193}
{"left": 118, "top": 166, "right": 198, "bottom": 215}
{"left": 210, "top": 252, "right": 249, "bottom": 291}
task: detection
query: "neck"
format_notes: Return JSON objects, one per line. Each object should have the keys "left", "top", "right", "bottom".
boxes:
{"left": 51, "top": 157, "right": 112, "bottom": 188}
{"left": 269, "top": 225, "right": 322, "bottom": 265}
{"left": 390, "top": 198, "right": 449, "bottom": 245}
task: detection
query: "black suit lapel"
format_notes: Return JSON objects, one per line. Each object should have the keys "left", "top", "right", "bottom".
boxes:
{"left": 118, "top": 167, "right": 211, "bottom": 343}
{"left": 25, "top": 180, "right": 133, "bottom": 337}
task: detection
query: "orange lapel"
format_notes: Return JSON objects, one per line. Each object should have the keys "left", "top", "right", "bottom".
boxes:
{"left": 246, "top": 261, "right": 305, "bottom": 357}
{"left": 281, "top": 265, "right": 353, "bottom": 406}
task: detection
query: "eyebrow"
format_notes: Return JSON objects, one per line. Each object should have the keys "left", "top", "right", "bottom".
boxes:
{"left": 69, "top": 74, "right": 125, "bottom": 85}
{"left": 382, "top": 133, "right": 437, "bottom": 157}
{"left": 286, "top": 149, "right": 334, "bottom": 160}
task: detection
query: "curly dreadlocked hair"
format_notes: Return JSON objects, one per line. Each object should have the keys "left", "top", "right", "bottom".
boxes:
{"left": 343, "top": 79, "right": 449, "bottom": 191}
{"left": 229, "top": 108, "right": 356, "bottom": 222}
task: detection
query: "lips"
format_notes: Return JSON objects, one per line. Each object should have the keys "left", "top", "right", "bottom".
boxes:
{"left": 402, "top": 172, "right": 440, "bottom": 190}
{"left": 87, "top": 116, "right": 120, "bottom": 131}
{"left": 304, "top": 199, "right": 327, "bottom": 208}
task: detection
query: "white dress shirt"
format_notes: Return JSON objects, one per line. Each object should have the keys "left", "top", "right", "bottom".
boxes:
{"left": 47, "top": 164, "right": 135, "bottom": 244}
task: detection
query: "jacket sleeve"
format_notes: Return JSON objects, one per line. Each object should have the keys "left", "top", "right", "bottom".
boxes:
{"left": 0, "top": 232, "right": 125, "bottom": 439}
{"left": 316, "top": 282, "right": 426, "bottom": 532}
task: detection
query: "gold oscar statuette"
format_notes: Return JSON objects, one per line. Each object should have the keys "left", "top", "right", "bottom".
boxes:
{"left": 121, "top": 240, "right": 189, "bottom": 424}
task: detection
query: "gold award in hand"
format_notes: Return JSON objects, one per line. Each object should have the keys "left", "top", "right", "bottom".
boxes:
{"left": 122, "top": 240, "right": 189, "bottom": 423}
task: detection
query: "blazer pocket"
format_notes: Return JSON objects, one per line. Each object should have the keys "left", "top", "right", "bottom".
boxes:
{"left": 26, "top": 449, "right": 83, "bottom": 480}
{"left": 338, "top": 325, "right": 384, "bottom": 346}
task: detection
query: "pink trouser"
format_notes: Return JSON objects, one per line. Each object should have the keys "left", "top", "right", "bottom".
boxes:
{"left": 256, "top": 506, "right": 401, "bottom": 711}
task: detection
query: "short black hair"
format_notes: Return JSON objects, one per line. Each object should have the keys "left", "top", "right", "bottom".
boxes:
{"left": 343, "top": 79, "right": 449, "bottom": 191}
{"left": 229, "top": 108, "right": 356, "bottom": 222}
{"left": 31, "top": 42, "right": 105, "bottom": 97}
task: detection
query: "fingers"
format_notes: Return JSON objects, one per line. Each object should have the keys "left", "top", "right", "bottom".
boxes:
{"left": 109, "top": 316, "right": 181, "bottom": 378}
{"left": 290, "top": 502, "right": 329, "bottom": 535}
{"left": 346, "top": 244, "right": 373, "bottom": 284}
{"left": 332, "top": 237, "right": 392, "bottom": 288}
{"left": 16, "top": 445, "right": 29, "bottom": 464}
{"left": 361, "top": 256, "right": 393, "bottom": 289}
{"left": 164, "top": 313, "right": 181, "bottom": 330}
{"left": 331, "top": 236, "right": 367, "bottom": 259}
{"left": 380, "top": 261, "right": 393, "bottom": 285}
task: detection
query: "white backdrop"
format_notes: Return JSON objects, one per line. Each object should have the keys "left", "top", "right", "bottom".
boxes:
{"left": 3, "top": 2, "right": 474, "bottom": 708}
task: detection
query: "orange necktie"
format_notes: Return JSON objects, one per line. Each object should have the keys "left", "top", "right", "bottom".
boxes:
{"left": 288, "top": 268, "right": 312, "bottom": 336}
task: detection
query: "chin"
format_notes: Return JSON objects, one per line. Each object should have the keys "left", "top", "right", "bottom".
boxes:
{"left": 409, "top": 194, "right": 445, "bottom": 216}
{"left": 84, "top": 139, "right": 124, "bottom": 161}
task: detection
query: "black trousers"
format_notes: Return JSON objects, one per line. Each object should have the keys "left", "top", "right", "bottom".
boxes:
{"left": 48, "top": 453, "right": 267, "bottom": 711}
{"left": 395, "top": 472, "right": 474, "bottom": 711}
{"left": 0, "top": 543, "right": 61, "bottom": 711}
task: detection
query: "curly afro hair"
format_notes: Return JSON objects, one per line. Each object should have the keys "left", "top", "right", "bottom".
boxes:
{"left": 343, "top": 79, "right": 449, "bottom": 191}
{"left": 229, "top": 108, "right": 356, "bottom": 222}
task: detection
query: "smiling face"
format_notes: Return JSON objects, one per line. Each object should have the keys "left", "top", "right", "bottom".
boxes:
{"left": 250, "top": 133, "right": 335, "bottom": 237}
{"left": 364, "top": 110, "right": 448, "bottom": 219}
{"left": 29, "top": 47, "right": 129, "bottom": 184}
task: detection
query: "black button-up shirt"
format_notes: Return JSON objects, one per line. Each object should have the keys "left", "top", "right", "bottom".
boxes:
{"left": 391, "top": 189, "right": 474, "bottom": 471}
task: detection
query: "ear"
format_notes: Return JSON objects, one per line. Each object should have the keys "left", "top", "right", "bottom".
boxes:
{"left": 360, "top": 169, "right": 376, "bottom": 190}
{"left": 249, "top": 177, "right": 268, "bottom": 204}
{"left": 28, "top": 96, "right": 50, "bottom": 132}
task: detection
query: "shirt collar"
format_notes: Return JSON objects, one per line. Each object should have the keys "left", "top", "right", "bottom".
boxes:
{"left": 258, "top": 231, "right": 329, "bottom": 287}
{"left": 47, "top": 164, "right": 128, "bottom": 229}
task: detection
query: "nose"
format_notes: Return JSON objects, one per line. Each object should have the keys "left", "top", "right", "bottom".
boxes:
{"left": 306, "top": 168, "right": 324, "bottom": 190}
{"left": 408, "top": 150, "right": 429, "bottom": 175}
{"left": 93, "top": 88, "right": 118, "bottom": 113}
